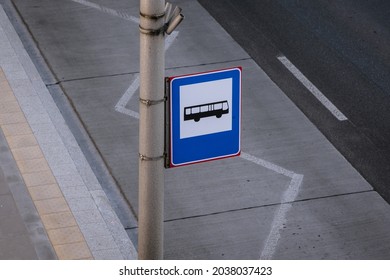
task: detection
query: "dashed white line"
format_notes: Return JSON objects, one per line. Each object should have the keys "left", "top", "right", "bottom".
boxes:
{"left": 277, "top": 55, "right": 348, "bottom": 121}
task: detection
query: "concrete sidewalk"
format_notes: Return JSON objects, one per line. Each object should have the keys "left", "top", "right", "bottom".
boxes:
{"left": 1, "top": 0, "right": 390, "bottom": 260}
{"left": 0, "top": 4, "right": 136, "bottom": 259}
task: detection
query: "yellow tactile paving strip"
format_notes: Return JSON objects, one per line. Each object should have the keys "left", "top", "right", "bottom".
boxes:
{"left": 0, "top": 67, "right": 93, "bottom": 260}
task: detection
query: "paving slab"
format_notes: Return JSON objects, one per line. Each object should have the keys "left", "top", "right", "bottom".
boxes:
{"left": 273, "top": 192, "right": 390, "bottom": 259}
{"left": 1, "top": 129, "right": 55, "bottom": 259}
{"left": 164, "top": 206, "right": 275, "bottom": 260}
{"left": 12, "top": 0, "right": 139, "bottom": 81}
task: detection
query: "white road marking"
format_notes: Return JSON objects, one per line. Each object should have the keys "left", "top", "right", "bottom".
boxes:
{"left": 70, "top": 0, "right": 304, "bottom": 259}
{"left": 70, "top": 0, "right": 140, "bottom": 24}
{"left": 241, "top": 152, "right": 295, "bottom": 178}
{"left": 259, "top": 174, "right": 303, "bottom": 259}
{"left": 277, "top": 55, "right": 348, "bottom": 121}
{"left": 164, "top": 30, "right": 179, "bottom": 51}
{"left": 241, "top": 152, "right": 304, "bottom": 259}
{"left": 115, "top": 75, "right": 140, "bottom": 119}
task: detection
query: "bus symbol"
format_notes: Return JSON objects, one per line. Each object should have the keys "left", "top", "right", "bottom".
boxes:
{"left": 184, "top": 100, "right": 229, "bottom": 122}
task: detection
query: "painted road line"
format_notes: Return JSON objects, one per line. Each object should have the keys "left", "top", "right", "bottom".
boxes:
{"left": 115, "top": 75, "right": 140, "bottom": 119}
{"left": 260, "top": 174, "right": 303, "bottom": 260}
{"left": 277, "top": 55, "right": 348, "bottom": 121}
{"left": 241, "top": 152, "right": 304, "bottom": 259}
{"left": 70, "top": 0, "right": 139, "bottom": 24}
{"left": 241, "top": 152, "right": 295, "bottom": 178}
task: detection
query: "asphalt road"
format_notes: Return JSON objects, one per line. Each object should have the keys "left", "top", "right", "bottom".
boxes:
{"left": 199, "top": 0, "right": 390, "bottom": 203}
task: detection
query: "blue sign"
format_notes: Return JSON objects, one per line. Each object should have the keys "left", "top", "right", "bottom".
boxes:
{"left": 168, "top": 67, "right": 241, "bottom": 167}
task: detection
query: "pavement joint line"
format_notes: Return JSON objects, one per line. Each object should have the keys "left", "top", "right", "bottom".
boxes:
{"left": 0, "top": 5, "right": 137, "bottom": 259}
{"left": 165, "top": 58, "right": 254, "bottom": 71}
{"left": 155, "top": 189, "right": 377, "bottom": 225}
{"left": 46, "top": 58, "right": 252, "bottom": 86}
{"left": 277, "top": 54, "right": 348, "bottom": 121}
{"left": 46, "top": 71, "right": 139, "bottom": 85}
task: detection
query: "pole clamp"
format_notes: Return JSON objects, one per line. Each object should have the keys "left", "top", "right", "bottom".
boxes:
{"left": 139, "top": 153, "right": 165, "bottom": 161}
{"left": 139, "top": 24, "right": 167, "bottom": 36}
{"left": 139, "top": 11, "right": 165, "bottom": 20}
{"left": 139, "top": 97, "right": 166, "bottom": 107}
{"left": 139, "top": 11, "right": 166, "bottom": 36}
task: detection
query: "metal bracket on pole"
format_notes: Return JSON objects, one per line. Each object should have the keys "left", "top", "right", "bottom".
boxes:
{"left": 139, "top": 11, "right": 165, "bottom": 36}
{"left": 139, "top": 153, "right": 165, "bottom": 161}
{"left": 139, "top": 25, "right": 165, "bottom": 36}
{"left": 139, "top": 97, "right": 167, "bottom": 107}
{"left": 139, "top": 2, "right": 183, "bottom": 36}
{"left": 140, "top": 11, "right": 165, "bottom": 20}
{"left": 164, "top": 3, "right": 184, "bottom": 35}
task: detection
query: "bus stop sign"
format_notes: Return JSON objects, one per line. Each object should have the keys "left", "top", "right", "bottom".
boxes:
{"left": 167, "top": 67, "right": 241, "bottom": 167}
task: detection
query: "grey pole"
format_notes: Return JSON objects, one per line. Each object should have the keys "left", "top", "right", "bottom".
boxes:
{"left": 138, "top": 0, "right": 165, "bottom": 260}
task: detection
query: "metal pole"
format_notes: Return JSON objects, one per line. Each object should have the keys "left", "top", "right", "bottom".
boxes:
{"left": 138, "top": 0, "right": 165, "bottom": 260}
